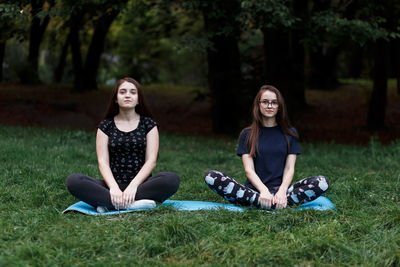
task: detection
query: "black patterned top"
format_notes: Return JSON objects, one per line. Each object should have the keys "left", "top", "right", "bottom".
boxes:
{"left": 98, "top": 116, "right": 158, "bottom": 184}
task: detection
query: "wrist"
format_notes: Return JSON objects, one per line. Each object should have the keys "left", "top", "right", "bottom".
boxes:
{"left": 260, "top": 188, "right": 270, "bottom": 195}
{"left": 109, "top": 184, "right": 120, "bottom": 191}
{"left": 128, "top": 181, "right": 139, "bottom": 189}
{"left": 278, "top": 184, "right": 289, "bottom": 192}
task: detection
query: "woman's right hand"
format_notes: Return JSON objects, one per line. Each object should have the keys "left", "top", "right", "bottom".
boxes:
{"left": 258, "top": 190, "right": 274, "bottom": 209}
{"left": 109, "top": 187, "right": 124, "bottom": 210}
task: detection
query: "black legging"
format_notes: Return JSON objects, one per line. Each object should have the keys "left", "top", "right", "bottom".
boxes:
{"left": 66, "top": 172, "right": 180, "bottom": 209}
{"left": 205, "top": 170, "right": 329, "bottom": 209}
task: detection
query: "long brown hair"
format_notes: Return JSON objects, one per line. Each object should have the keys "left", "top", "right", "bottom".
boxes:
{"left": 103, "top": 77, "right": 153, "bottom": 119}
{"left": 245, "top": 85, "right": 298, "bottom": 157}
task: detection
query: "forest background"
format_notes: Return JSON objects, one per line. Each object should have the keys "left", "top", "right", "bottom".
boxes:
{"left": 1, "top": 0, "right": 399, "bottom": 141}
{"left": 1, "top": 1, "right": 400, "bottom": 266}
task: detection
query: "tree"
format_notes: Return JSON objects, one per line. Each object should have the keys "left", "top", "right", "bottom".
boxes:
{"left": 367, "top": 39, "right": 389, "bottom": 129}
{"left": 0, "top": 1, "right": 29, "bottom": 82}
{"left": 82, "top": 6, "right": 121, "bottom": 90}
{"left": 53, "top": 24, "right": 70, "bottom": 83}
{"left": 68, "top": 8, "right": 85, "bottom": 90}
{"left": 364, "top": 0, "right": 400, "bottom": 129}
{"left": 287, "top": 0, "right": 398, "bottom": 129}
{"left": 201, "top": 0, "right": 243, "bottom": 133}
{"left": 52, "top": 0, "right": 127, "bottom": 91}
{"left": 176, "top": 0, "right": 304, "bottom": 130}
{"left": 0, "top": 39, "right": 4, "bottom": 82}
{"left": 241, "top": 0, "right": 305, "bottom": 112}
{"left": 19, "top": 0, "right": 54, "bottom": 83}
{"left": 306, "top": 0, "right": 339, "bottom": 90}
{"left": 110, "top": 0, "right": 188, "bottom": 84}
{"left": 394, "top": 38, "right": 400, "bottom": 95}
{"left": 242, "top": 0, "right": 399, "bottom": 131}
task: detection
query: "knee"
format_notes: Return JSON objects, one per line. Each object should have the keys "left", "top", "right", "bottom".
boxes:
{"left": 318, "top": 175, "right": 329, "bottom": 192}
{"left": 169, "top": 172, "right": 180, "bottom": 190}
{"left": 204, "top": 170, "right": 222, "bottom": 186}
{"left": 160, "top": 172, "right": 180, "bottom": 192}
{"left": 66, "top": 174, "right": 84, "bottom": 192}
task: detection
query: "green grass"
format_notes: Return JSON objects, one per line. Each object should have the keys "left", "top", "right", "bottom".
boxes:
{"left": 1, "top": 126, "right": 399, "bottom": 266}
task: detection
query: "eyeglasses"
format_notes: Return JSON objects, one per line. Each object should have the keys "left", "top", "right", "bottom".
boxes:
{"left": 259, "top": 100, "right": 278, "bottom": 108}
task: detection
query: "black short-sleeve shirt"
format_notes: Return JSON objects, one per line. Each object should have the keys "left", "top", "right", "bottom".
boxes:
{"left": 98, "top": 116, "right": 157, "bottom": 184}
{"left": 237, "top": 126, "right": 301, "bottom": 190}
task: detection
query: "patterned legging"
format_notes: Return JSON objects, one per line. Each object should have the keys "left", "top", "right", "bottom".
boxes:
{"left": 205, "top": 170, "right": 329, "bottom": 209}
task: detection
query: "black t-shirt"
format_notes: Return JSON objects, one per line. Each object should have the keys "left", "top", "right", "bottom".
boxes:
{"left": 237, "top": 126, "right": 301, "bottom": 190}
{"left": 98, "top": 116, "right": 157, "bottom": 184}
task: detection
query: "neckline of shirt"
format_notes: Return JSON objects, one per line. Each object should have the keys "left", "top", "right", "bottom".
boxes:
{"left": 261, "top": 125, "right": 279, "bottom": 129}
{"left": 112, "top": 116, "right": 142, "bottom": 133}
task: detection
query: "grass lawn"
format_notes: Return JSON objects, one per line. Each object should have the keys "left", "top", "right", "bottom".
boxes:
{"left": 0, "top": 126, "right": 399, "bottom": 266}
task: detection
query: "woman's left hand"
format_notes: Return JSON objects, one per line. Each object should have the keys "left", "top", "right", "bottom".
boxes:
{"left": 273, "top": 190, "right": 287, "bottom": 209}
{"left": 122, "top": 185, "right": 137, "bottom": 208}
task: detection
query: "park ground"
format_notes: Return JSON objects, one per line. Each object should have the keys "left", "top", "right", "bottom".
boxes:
{"left": 1, "top": 81, "right": 400, "bottom": 266}
{"left": 1, "top": 124, "right": 399, "bottom": 266}
{"left": 0, "top": 81, "right": 399, "bottom": 144}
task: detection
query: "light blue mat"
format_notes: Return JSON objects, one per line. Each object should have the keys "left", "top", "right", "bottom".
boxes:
{"left": 62, "top": 196, "right": 335, "bottom": 215}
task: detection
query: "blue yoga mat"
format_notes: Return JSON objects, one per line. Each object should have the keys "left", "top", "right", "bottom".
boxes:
{"left": 62, "top": 196, "right": 335, "bottom": 215}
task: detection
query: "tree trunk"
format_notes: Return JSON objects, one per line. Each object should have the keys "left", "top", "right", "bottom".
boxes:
{"left": 23, "top": 0, "right": 52, "bottom": 84}
{"left": 53, "top": 32, "right": 71, "bottom": 83}
{"left": 306, "top": 0, "right": 339, "bottom": 90}
{"left": 0, "top": 40, "right": 5, "bottom": 82}
{"left": 82, "top": 9, "right": 120, "bottom": 90}
{"left": 347, "top": 44, "right": 364, "bottom": 78}
{"left": 202, "top": 0, "right": 243, "bottom": 134}
{"left": 394, "top": 39, "right": 400, "bottom": 95}
{"left": 288, "top": 0, "right": 307, "bottom": 110}
{"left": 367, "top": 40, "right": 389, "bottom": 129}
{"left": 263, "top": 0, "right": 307, "bottom": 115}
{"left": 262, "top": 28, "right": 306, "bottom": 115}
{"left": 69, "top": 13, "right": 84, "bottom": 91}
{"left": 308, "top": 45, "right": 339, "bottom": 90}
{"left": 263, "top": 29, "right": 288, "bottom": 83}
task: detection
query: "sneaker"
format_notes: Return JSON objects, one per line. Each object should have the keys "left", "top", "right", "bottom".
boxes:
{"left": 126, "top": 199, "right": 156, "bottom": 209}
{"left": 96, "top": 206, "right": 108, "bottom": 213}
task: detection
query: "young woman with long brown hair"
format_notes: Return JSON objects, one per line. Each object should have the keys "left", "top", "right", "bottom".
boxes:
{"left": 205, "top": 85, "right": 329, "bottom": 209}
{"left": 66, "top": 77, "right": 180, "bottom": 212}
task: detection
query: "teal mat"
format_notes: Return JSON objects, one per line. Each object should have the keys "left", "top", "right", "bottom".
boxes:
{"left": 62, "top": 196, "right": 335, "bottom": 215}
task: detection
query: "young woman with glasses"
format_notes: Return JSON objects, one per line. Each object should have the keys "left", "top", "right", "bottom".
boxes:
{"left": 205, "top": 85, "right": 329, "bottom": 209}
{"left": 66, "top": 77, "right": 180, "bottom": 212}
